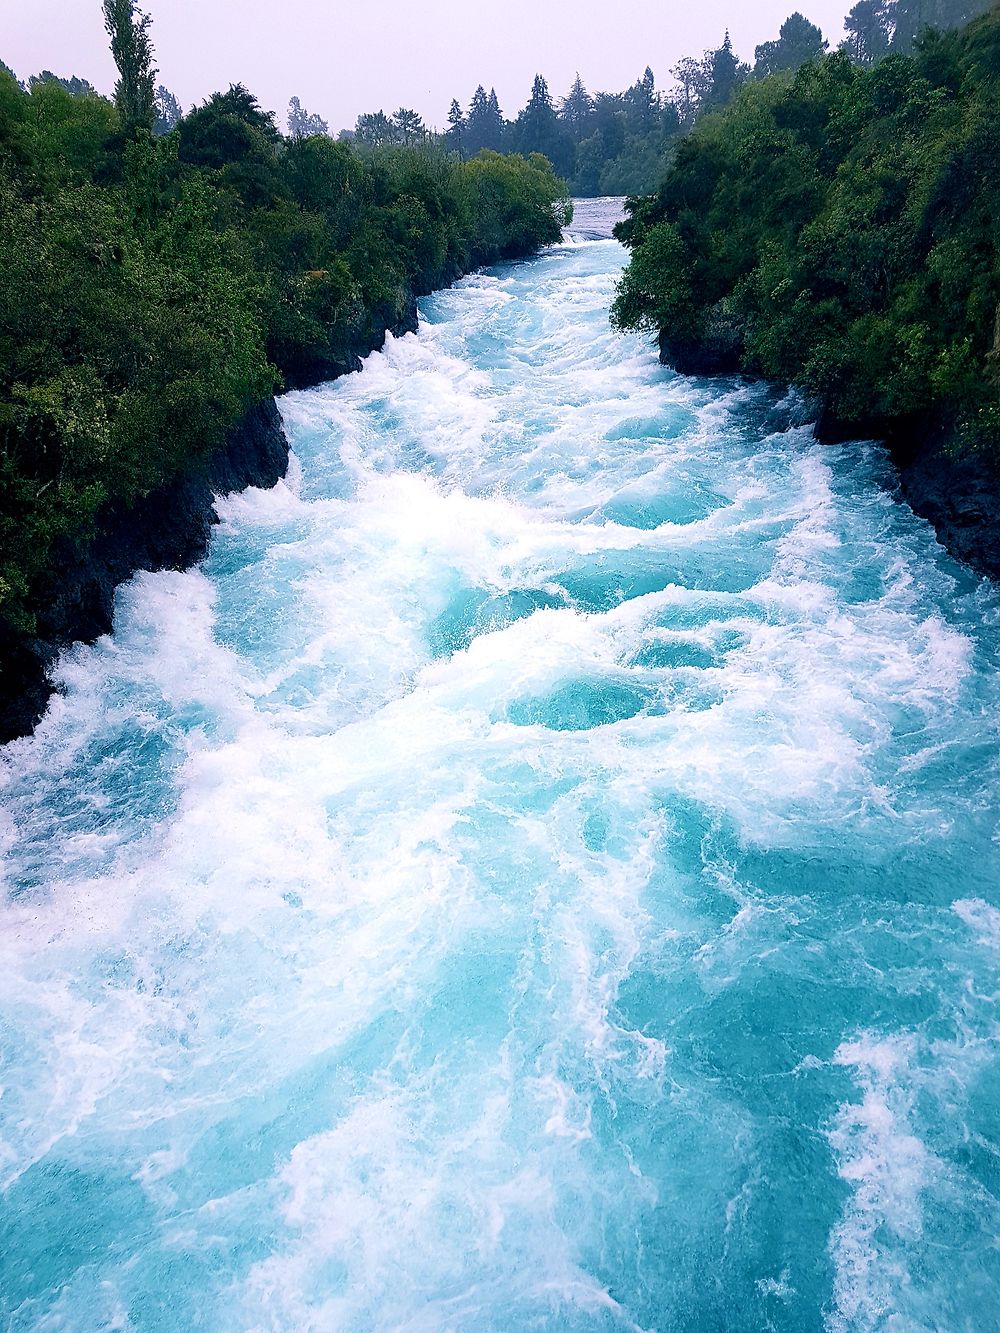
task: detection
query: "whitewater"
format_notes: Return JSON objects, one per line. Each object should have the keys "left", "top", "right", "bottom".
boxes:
{"left": 2, "top": 198, "right": 999, "bottom": 1331}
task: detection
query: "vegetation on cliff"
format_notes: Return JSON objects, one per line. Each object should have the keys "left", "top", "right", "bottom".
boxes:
{"left": 612, "top": 6, "right": 1000, "bottom": 451}
{"left": 0, "top": 3, "right": 569, "bottom": 641}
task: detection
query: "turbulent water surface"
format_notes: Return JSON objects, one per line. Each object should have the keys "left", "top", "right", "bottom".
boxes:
{"left": 3, "top": 197, "right": 1000, "bottom": 1332}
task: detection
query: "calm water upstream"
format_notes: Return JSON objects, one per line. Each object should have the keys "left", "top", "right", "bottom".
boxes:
{"left": 2, "top": 197, "right": 1000, "bottom": 1331}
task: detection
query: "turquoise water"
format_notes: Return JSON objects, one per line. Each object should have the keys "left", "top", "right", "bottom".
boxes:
{"left": 2, "top": 209, "right": 1000, "bottom": 1331}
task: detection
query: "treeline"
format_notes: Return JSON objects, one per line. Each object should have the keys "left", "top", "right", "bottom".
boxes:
{"left": 0, "top": 3, "right": 569, "bottom": 640}
{"left": 344, "top": 0, "right": 994, "bottom": 196}
{"left": 612, "top": 6, "right": 1000, "bottom": 453}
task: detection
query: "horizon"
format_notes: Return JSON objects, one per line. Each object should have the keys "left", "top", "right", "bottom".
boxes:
{"left": 2, "top": 0, "right": 850, "bottom": 134}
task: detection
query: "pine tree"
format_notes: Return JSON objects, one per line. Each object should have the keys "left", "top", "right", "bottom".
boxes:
{"left": 486, "top": 89, "right": 504, "bottom": 149}
{"left": 516, "top": 73, "right": 557, "bottom": 153}
{"left": 102, "top": 0, "right": 157, "bottom": 136}
{"left": 704, "top": 32, "right": 746, "bottom": 109}
{"left": 624, "top": 66, "right": 657, "bottom": 131}
{"left": 466, "top": 85, "right": 491, "bottom": 154}
{"left": 560, "top": 73, "right": 593, "bottom": 138}
{"left": 512, "top": 75, "right": 573, "bottom": 176}
{"left": 446, "top": 98, "right": 465, "bottom": 154}
{"left": 28, "top": 71, "right": 99, "bottom": 97}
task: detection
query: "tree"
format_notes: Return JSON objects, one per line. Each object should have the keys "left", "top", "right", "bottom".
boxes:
{"left": 466, "top": 85, "right": 503, "bottom": 154}
{"left": 28, "top": 71, "right": 99, "bottom": 97}
{"left": 560, "top": 73, "right": 593, "bottom": 137}
{"left": 153, "top": 83, "right": 181, "bottom": 134}
{"left": 177, "top": 85, "right": 283, "bottom": 205}
{"left": 487, "top": 90, "right": 503, "bottom": 145}
{"left": 613, "top": 7, "right": 1000, "bottom": 450}
{"left": 754, "top": 13, "right": 829, "bottom": 77}
{"left": 391, "top": 107, "right": 425, "bottom": 145}
{"left": 446, "top": 98, "right": 465, "bottom": 154}
{"left": 354, "top": 110, "right": 396, "bottom": 147}
{"left": 102, "top": 0, "right": 156, "bottom": 136}
{"left": 892, "top": 0, "right": 994, "bottom": 50}
{"left": 670, "top": 55, "right": 713, "bottom": 125}
{"left": 703, "top": 32, "right": 747, "bottom": 109}
{"left": 841, "top": 0, "right": 894, "bottom": 62}
{"left": 624, "top": 66, "right": 658, "bottom": 132}
{"left": 287, "top": 95, "right": 328, "bottom": 139}
{"left": 511, "top": 74, "right": 574, "bottom": 175}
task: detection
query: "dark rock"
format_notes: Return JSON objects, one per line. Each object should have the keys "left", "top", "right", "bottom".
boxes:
{"left": 278, "top": 291, "right": 421, "bottom": 392}
{"left": 892, "top": 431, "right": 1000, "bottom": 581}
{"left": 811, "top": 402, "right": 1000, "bottom": 580}
{"left": 812, "top": 401, "right": 895, "bottom": 446}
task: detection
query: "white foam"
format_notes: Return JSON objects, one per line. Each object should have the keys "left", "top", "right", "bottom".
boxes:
{"left": 1, "top": 223, "right": 996, "bottom": 1330}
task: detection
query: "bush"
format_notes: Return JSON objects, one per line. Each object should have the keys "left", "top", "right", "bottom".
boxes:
{"left": 613, "top": 11, "right": 1000, "bottom": 448}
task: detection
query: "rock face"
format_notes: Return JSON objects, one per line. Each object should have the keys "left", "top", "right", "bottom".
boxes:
{"left": 278, "top": 292, "right": 420, "bottom": 391}
{"left": 0, "top": 398, "right": 289, "bottom": 745}
{"left": 891, "top": 433, "right": 1000, "bottom": 581}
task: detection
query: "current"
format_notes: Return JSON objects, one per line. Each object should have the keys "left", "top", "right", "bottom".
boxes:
{"left": 2, "top": 197, "right": 1000, "bottom": 1331}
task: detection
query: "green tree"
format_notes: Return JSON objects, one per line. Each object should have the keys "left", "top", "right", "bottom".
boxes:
{"left": 511, "top": 75, "right": 574, "bottom": 176}
{"left": 704, "top": 33, "right": 748, "bottom": 109}
{"left": 28, "top": 71, "right": 98, "bottom": 97}
{"left": 487, "top": 90, "right": 504, "bottom": 145}
{"left": 670, "top": 55, "right": 713, "bottom": 124}
{"left": 391, "top": 107, "right": 425, "bottom": 145}
{"left": 623, "top": 66, "right": 658, "bottom": 131}
{"left": 891, "top": 0, "right": 994, "bottom": 50}
{"left": 614, "top": 10, "right": 1000, "bottom": 448}
{"left": 446, "top": 98, "right": 465, "bottom": 155}
{"left": 466, "top": 85, "right": 503, "bottom": 154}
{"left": 754, "top": 13, "right": 829, "bottom": 77}
{"left": 560, "top": 73, "right": 593, "bottom": 137}
{"left": 354, "top": 110, "right": 396, "bottom": 147}
{"left": 102, "top": 0, "right": 156, "bottom": 136}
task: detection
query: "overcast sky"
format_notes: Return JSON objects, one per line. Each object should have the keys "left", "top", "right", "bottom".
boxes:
{"left": 2, "top": 0, "right": 851, "bottom": 134}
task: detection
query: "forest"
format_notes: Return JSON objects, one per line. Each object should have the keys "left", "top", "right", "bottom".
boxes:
{"left": 612, "top": 4, "right": 1000, "bottom": 456}
{"left": 0, "top": 4, "right": 569, "bottom": 646}
{"left": 342, "top": 0, "right": 996, "bottom": 195}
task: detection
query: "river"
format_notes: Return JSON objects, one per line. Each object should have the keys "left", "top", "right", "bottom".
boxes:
{"left": 2, "top": 197, "right": 999, "bottom": 1331}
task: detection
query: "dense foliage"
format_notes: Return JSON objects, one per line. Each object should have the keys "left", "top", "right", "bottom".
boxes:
{"left": 612, "top": 7, "right": 1000, "bottom": 449}
{"left": 0, "top": 41, "right": 569, "bottom": 636}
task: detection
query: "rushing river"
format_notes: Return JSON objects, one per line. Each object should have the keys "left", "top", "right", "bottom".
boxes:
{"left": 3, "top": 197, "right": 1000, "bottom": 1332}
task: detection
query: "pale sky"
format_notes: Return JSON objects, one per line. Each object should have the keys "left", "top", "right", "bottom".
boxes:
{"left": 1, "top": 0, "right": 850, "bottom": 134}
